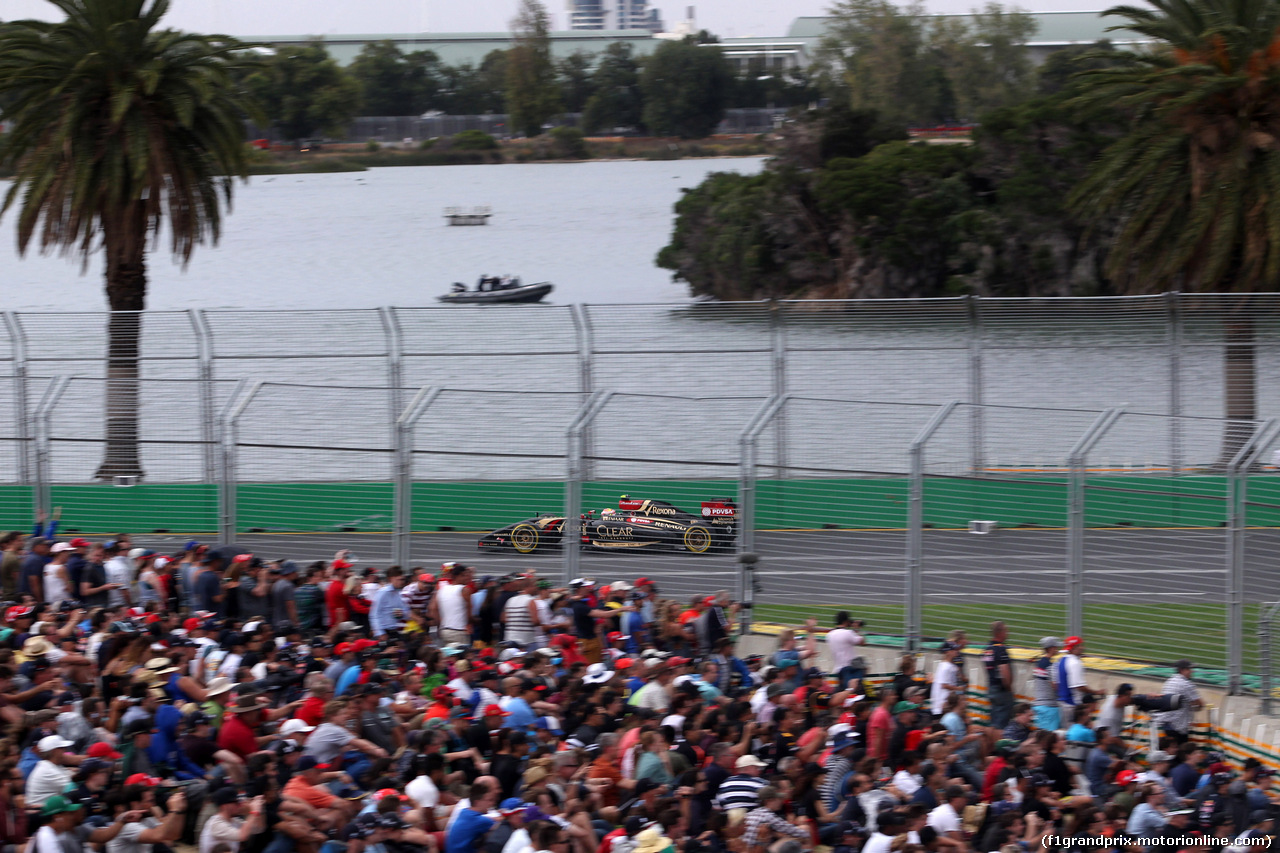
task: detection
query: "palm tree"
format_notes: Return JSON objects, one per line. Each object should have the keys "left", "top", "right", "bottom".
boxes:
{"left": 0, "top": 0, "right": 257, "bottom": 479}
{"left": 1069, "top": 0, "right": 1280, "bottom": 461}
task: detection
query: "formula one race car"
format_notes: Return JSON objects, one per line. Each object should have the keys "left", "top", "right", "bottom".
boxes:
{"left": 477, "top": 495, "right": 737, "bottom": 555}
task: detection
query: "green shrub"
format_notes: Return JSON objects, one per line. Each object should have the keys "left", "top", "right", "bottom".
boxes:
{"left": 453, "top": 129, "right": 499, "bottom": 150}
{"left": 365, "top": 139, "right": 381, "bottom": 152}
{"left": 550, "top": 126, "right": 590, "bottom": 159}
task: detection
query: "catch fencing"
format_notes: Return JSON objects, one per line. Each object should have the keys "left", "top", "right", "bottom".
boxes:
{"left": 1, "top": 294, "right": 1279, "bottom": 694}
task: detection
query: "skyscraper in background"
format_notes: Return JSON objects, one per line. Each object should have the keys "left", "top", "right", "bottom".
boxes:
{"left": 566, "top": 0, "right": 664, "bottom": 31}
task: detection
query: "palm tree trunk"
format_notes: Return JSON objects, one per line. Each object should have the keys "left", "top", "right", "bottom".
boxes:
{"left": 1222, "top": 315, "right": 1256, "bottom": 466}
{"left": 96, "top": 236, "right": 146, "bottom": 482}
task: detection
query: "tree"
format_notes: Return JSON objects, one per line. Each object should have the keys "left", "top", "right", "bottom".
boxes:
{"left": 929, "top": 4, "right": 1037, "bottom": 119}
{"left": 440, "top": 51, "right": 508, "bottom": 116}
{"left": 505, "top": 0, "right": 561, "bottom": 137}
{"left": 819, "top": 0, "right": 951, "bottom": 127}
{"left": 639, "top": 39, "right": 734, "bottom": 138}
{"left": 557, "top": 51, "right": 596, "bottom": 114}
{"left": 582, "top": 42, "right": 643, "bottom": 133}
{"left": 349, "top": 40, "right": 443, "bottom": 116}
{"left": 244, "top": 42, "right": 358, "bottom": 143}
{"left": 1068, "top": 0, "right": 1280, "bottom": 457}
{"left": 0, "top": 0, "right": 258, "bottom": 479}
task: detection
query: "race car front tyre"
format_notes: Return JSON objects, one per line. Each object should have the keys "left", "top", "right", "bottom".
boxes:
{"left": 511, "top": 523, "right": 540, "bottom": 554}
{"left": 684, "top": 525, "right": 712, "bottom": 554}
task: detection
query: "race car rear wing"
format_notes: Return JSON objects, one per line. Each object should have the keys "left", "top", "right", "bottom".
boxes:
{"left": 701, "top": 500, "right": 736, "bottom": 519}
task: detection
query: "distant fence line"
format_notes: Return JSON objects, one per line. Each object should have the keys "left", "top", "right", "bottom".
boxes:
{"left": 244, "top": 108, "right": 787, "bottom": 143}
{"left": 2, "top": 294, "right": 1279, "bottom": 694}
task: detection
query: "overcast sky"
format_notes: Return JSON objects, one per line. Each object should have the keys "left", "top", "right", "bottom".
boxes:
{"left": 1, "top": 0, "right": 1100, "bottom": 39}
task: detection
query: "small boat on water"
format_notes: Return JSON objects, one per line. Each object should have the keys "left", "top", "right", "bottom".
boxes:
{"left": 437, "top": 276, "right": 554, "bottom": 304}
{"left": 444, "top": 205, "right": 492, "bottom": 226}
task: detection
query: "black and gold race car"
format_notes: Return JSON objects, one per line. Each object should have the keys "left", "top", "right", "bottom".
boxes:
{"left": 477, "top": 495, "right": 737, "bottom": 555}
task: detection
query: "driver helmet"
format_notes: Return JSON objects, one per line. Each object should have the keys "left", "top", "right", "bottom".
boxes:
{"left": 600, "top": 508, "right": 616, "bottom": 518}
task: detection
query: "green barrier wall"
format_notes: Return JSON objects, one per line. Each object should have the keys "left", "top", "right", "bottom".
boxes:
{"left": 0, "top": 474, "right": 1268, "bottom": 534}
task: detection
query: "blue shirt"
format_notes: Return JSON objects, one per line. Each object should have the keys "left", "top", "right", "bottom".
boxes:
{"left": 336, "top": 664, "right": 364, "bottom": 696}
{"left": 1066, "top": 723, "right": 1096, "bottom": 744}
{"left": 504, "top": 697, "right": 538, "bottom": 732}
{"left": 370, "top": 583, "right": 406, "bottom": 637}
{"left": 446, "top": 807, "right": 495, "bottom": 853}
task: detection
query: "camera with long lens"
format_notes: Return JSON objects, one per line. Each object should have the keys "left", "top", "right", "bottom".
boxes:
{"left": 1131, "top": 693, "right": 1183, "bottom": 713}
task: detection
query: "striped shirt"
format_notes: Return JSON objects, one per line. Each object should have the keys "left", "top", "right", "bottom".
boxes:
{"left": 714, "top": 773, "right": 768, "bottom": 811}
{"left": 742, "top": 805, "right": 808, "bottom": 848}
{"left": 503, "top": 593, "right": 537, "bottom": 644}
{"left": 401, "top": 580, "right": 432, "bottom": 617}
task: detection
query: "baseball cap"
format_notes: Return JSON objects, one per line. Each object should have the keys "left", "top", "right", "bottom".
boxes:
{"left": 1116, "top": 769, "right": 1138, "bottom": 785}
{"left": 1149, "top": 750, "right": 1174, "bottom": 763}
{"left": 615, "top": 657, "right": 634, "bottom": 670}
{"left": 69, "top": 537, "right": 91, "bottom": 548}
{"left": 5, "top": 605, "right": 34, "bottom": 621}
{"left": 1063, "top": 636, "right": 1084, "bottom": 651}
{"left": 37, "top": 735, "right": 73, "bottom": 752}
{"left": 634, "top": 577, "right": 653, "bottom": 586}
{"left": 77, "top": 758, "right": 111, "bottom": 776}
{"left": 40, "top": 795, "right": 81, "bottom": 816}
{"left": 50, "top": 542, "right": 73, "bottom": 553}
{"left": 87, "top": 742, "right": 123, "bottom": 760}
{"left": 449, "top": 706, "right": 471, "bottom": 719}
{"left": 499, "top": 797, "right": 526, "bottom": 815}
{"left": 736, "top": 755, "right": 766, "bottom": 769}
{"left": 483, "top": 704, "right": 510, "bottom": 718}
{"left": 892, "top": 701, "right": 921, "bottom": 714}
{"left": 570, "top": 577, "right": 595, "bottom": 588}
{"left": 125, "top": 773, "right": 161, "bottom": 787}
{"left": 1040, "top": 636, "right": 1063, "bottom": 649}
{"left": 212, "top": 787, "right": 242, "bottom": 806}
{"left": 295, "top": 755, "right": 325, "bottom": 772}
{"left": 804, "top": 666, "right": 823, "bottom": 680}
{"left": 280, "top": 719, "right": 315, "bottom": 736}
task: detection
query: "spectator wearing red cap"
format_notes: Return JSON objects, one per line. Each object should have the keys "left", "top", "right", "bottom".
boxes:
{"left": 1055, "top": 636, "right": 1094, "bottom": 720}
{"left": 400, "top": 571, "right": 434, "bottom": 625}
{"left": 325, "top": 557, "right": 352, "bottom": 629}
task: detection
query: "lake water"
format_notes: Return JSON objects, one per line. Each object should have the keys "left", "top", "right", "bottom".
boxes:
{"left": 1, "top": 157, "right": 768, "bottom": 310}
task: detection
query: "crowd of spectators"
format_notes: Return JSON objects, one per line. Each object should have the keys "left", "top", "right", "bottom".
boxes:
{"left": 0, "top": 526, "right": 1276, "bottom": 853}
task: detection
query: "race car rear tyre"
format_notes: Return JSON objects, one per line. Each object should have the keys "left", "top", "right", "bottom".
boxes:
{"left": 684, "top": 525, "right": 712, "bottom": 554}
{"left": 511, "top": 523, "right": 540, "bottom": 554}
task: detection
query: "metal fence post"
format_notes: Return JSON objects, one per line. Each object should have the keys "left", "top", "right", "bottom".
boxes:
{"left": 571, "top": 305, "right": 594, "bottom": 480}
{"left": 1262, "top": 602, "right": 1280, "bottom": 716}
{"left": 771, "top": 301, "right": 788, "bottom": 480}
{"left": 1067, "top": 408, "right": 1125, "bottom": 638}
{"left": 907, "top": 401, "right": 960, "bottom": 652}
{"left": 219, "top": 380, "right": 262, "bottom": 547}
{"left": 188, "top": 309, "right": 218, "bottom": 483}
{"left": 564, "top": 392, "right": 610, "bottom": 585}
{"left": 1167, "top": 292, "right": 1183, "bottom": 475}
{"left": 394, "top": 386, "right": 440, "bottom": 568}
{"left": 3, "top": 313, "right": 31, "bottom": 484}
{"left": 968, "top": 296, "right": 985, "bottom": 475}
{"left": 32, "top": 376, "right": 70, "bottom": 519}
{"left": 380, "top": 307, "right": 405, "bottom": 477}
{"left": 1225, "top": 418, "right": 1278, "bottom": 694}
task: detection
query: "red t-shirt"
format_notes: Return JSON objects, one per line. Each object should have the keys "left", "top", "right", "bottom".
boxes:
{"left": 325, "top": 581, "right": 347, "bottom": 625}
{"left": 217, "top": 712, "right": 258, "bottom": 759}
{"left": 867, "top": 704, "right": 893, "bottom": 761}
{"left": 296, "top": 696, "right": 326, "bottom": 727}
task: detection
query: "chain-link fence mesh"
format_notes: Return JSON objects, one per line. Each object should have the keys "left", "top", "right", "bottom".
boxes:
{"left": 1, "top": 298, "right": 1278, "bottom": 691}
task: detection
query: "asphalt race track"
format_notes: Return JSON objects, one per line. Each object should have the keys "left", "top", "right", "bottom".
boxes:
{"left": 129, "top": 527, "right": 1280, "bottom": 607}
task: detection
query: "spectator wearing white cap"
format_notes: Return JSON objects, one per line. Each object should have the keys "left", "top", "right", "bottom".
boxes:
{"left": 43, "top": 543, "right": 74, "bottom": 608}
{"left": 27, "top": 735, "right": 75, "bottom": 808}
{"left": 714, "top": 754, "right": 768, "bottom": 820}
